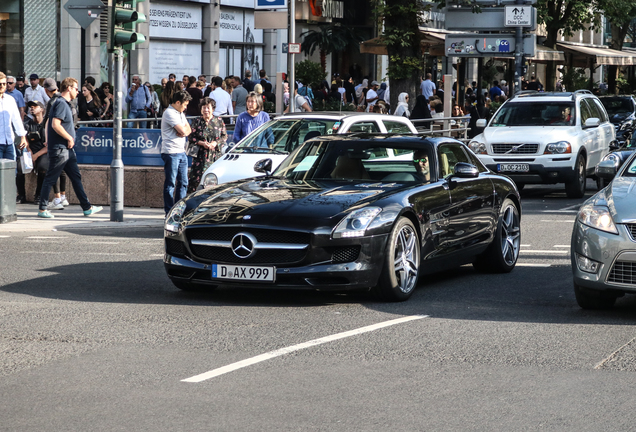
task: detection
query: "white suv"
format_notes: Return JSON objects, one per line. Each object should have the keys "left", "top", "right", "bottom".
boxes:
{"left": 468, "top": 90, "right": 616, "bottom": 198}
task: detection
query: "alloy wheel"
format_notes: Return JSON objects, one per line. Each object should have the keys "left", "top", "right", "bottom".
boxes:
{"left": 393, "top": 225, "right": 419, "bottom": 293}
{"left": 500, "top": 205, "right": 520, "bottom": 266}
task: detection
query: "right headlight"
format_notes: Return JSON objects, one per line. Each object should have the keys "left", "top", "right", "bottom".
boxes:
{"left": 165, "top": 200, "right": 187, "bottom": 233}
{"left": 469, "top": 141, "right": 487, "bottom": 155}
{"left": 601, "top": 152, "right": 620, "bottom": 166}
{"left": 577, "top": 203, "right": 618, "bottom": 234}
{"left": 202, "top": 172, "right": 218, "bottom": 188}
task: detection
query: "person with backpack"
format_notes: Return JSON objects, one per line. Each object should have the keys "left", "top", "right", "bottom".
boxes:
{"left": 285, "top": 83, "right": 313, "bottom": 113}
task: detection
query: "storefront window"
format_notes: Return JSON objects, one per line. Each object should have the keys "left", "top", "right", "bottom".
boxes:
{"left": 0, "top": 0, "right": 24, "bottom": 76}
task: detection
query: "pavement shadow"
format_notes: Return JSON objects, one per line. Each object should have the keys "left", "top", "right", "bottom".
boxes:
{"left": 58, "top": 226, "right": 164, "bottom": 239}
{"left": 4, "top": 258, "right": 636, "bottom": 323}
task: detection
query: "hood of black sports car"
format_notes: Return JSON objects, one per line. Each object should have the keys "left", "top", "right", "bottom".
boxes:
{"left": 184, "top": 179, "right": 408, "bottom": 227}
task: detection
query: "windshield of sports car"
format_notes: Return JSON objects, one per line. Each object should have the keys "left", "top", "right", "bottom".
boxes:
{"left": 273, "top": 140, "right": 435, "bottom": 183}
{"left": 232, "top": 119, "right": 341, "bottom": 154}
{"left": 491, "top": 102, "right": 576, "bottom": 127}
{"left": 600, "top": 97, "right": 635, "bottom": 116}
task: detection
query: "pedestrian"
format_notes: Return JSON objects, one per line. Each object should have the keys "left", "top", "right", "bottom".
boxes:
{"left": 393, "top": 93, "right": 410, "bottom": 118}
{"left": 15, "top": 75, "right": 27, "bottom": 96}
{"left": 186, "top": 97, "right": 227, "bottom": 193}
{"left": 125, "top": 74, "right": 151, "bottom": 128}
{"left": 526, "top": 76, "right": 540, "bottom": 91}
{"left": 37, "top": 77, "right": 102, "bottom": 218}
{"left": 499, "top": 79, "right": 509, "bottom": 97}
{"left": 243, "top": 70, "right": 255, "bottom": 92}
{"left": 185, "top": 76, "right": 202, "bottom": 118}
{"left": 23, "top": 101, "right": 47, "bottom": 202}
{"left": 355, "top": 78, "right": 368, "bottom": 107}
{"left": 468, "top": 95, "right": 489, "bottom": 139}
{"left": 160, "top": 90, "right": 192, "bottom": 214}
{"left": 377, "top": 82, "right": 387, "bottom": 102}
{"left": 41, "top": 78, "right": 69, "bottom": 208}
{"left": 168, "top": 73, "right": 176, "bottom": 82}
{"left": 160, "top": 80, "right": 175, "bottom": 115}
{"left": 233, "top": 92, "right": 270, "bottom": 144}
{"left": 365, "top": 81, "right": 380, "bottom": 112}
{"left": 231, "top": 76, "right": 248, "bottom": 115}
{"left": 489, "top": 80, "right": 502, "bottom": 100}
{"left": 100, "top": 82, "right": 114, "bottom": 122}
{"left": 327, "top": 84, "right": 341, "bottom": 104}
{"left": 209, "top": 76, "right": 234, "bottom": 117}
{"left": 161, "top": 78, "right": 168, "bottom": 91}
{"left": 198, "top": 74, "right": 208, "bottom": 90}
{"left": 25, "top": 74, "right": 50, "bottom": 105}
{"left": 410, "top": 95, "right": 432, "bottom": 121}
{"left": 343, "top": 75, "right": 355, "bottom": 104}
{"left": 6, "top": 76, "right": 26, "bottom": 120}
{"left": 79, "top": 83, "right": 103, "bottom": 123}
{"left": 262, "top": 82, "right": 275, "bottom": 104}
{"left": 420, "top": 73, "right": 436, "bottom": 100}
{"left": 145, "top": 82, "right": 160, "bottom": 127}
{"left": 285, "top": 84, "right": 313, "bottom": 113}
{"left": 0, "top": 72, "right": 27, "bottom": 163}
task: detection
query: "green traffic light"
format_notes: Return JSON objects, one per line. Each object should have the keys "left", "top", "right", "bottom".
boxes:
{"left": 113, "top": 30, "right": 145, "bottom": 45}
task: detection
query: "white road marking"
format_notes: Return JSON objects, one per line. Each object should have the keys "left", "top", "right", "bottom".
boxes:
{"left": 516, "top": 263, "right": 552, "bottom": 267}
{"left": 89, "top": 242, "right": 122, "bottom": 245}
{"left": 595, "top": 336, "right": 636, "bottom": 370}
{"left": 540, "top": 220, "right": 576, "bottom": 223}
{"left": 26, "top": 236, "right": 67, "bottom": 239}
{"left": 553, "top": 245, "right": 571, "bottom": 248}
{"left": 182, "top": 315, "right": 429, "bottom": 383}
{"left": 150, "top": 254, "right": 164, "bottom": 257}
{"left": 84, "top": 252, "right": 128, "bottom": 256}
{"left": 0, "top": 235, "right": 11, "bottom": 238}
{"left": 520, "top": 244, "right": 532, "bottom": 247}
{"left": 520, "top": 250, "right": 569, "bottom": 255}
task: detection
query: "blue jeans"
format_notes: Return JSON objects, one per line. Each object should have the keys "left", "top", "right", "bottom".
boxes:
{"left": 128, "top": 109, "right": 147, "bottom": 128}
{"left": 0, "top": 143, "right": 16, "bottom": 160}
{"left": 39, "top": 147, "right": 92, "bottom": 211}
{"left": 161, "top": 152, "right": 188, "bottom": 214}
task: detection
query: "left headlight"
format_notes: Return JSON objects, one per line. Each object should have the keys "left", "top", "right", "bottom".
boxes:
{"left": 333, "top": 207, "right": 392, "bottom": 239}
{"left": 165, "top": 200, "right": 187, "bottom": 233}
{"left": 202, "top": 173, "right": 218, "bottom": 188}
{"left": 469, "top": 141, "right": 487, "bottom": 155}
{"left": 544, "top": 141, "right": 571, "bottom": 154}
{"left": 577, "top": 203, "right": 618, "bottom": 234}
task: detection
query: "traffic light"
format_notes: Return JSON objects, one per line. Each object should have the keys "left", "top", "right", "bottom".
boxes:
{"left": 107, "top": 0, "right": 146, "bottom": 51}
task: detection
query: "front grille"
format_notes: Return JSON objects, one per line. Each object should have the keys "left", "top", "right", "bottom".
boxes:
{"left": 331, "top": 246, "right": 361, "bottom": 263}
{"left": 187, "top": 227, "right": 310, "bottom": 244}
{"left": 186, "top": 227, "right": 310, "bottom": 264}
{"left": 189, "top": 245, "right": 306, "bottom": 264}
{"left": 625, "top": 224, "right": 636, "bottom": 241}
{"left": 491, "top": 143, "right": 539, "bottom": 154}
{"left": 165, "top": 238, "right": 186, "bottom": 257}
{"left": 608, "top": 261, "right": 636, "bottom": 285}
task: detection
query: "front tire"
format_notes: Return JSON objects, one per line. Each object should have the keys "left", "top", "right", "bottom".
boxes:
{"left": 573, "top": 283, "right": 617, "bottom": 310}
{"left": 566, "top": 154, "right": 586, "bottom": 198}
{"left": 372, "top": 217, "right": 420, "bottom": 302}
{"left": 473, "top": 198, "right": 520, "bottom": 273}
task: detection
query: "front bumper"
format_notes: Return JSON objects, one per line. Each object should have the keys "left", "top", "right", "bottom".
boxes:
{"left": 571, "top": 221, "right": 636, "bottom": 294}
{"left": 480, "top": 155, "right": 576, "bottom": 184}
{"left": 164, "top": 231, "right": 388, "bottom": 290}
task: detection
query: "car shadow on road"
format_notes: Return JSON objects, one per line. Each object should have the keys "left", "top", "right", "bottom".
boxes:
{"left": 4, "top": 259, "right": 636, "bottom": 323}
{"left": 58, "top": 226, "right": 164, "bottom": 240}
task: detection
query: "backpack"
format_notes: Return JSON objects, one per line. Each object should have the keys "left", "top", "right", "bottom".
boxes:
{"left": 298, "top": 86, "right": 314, "bottom": 108}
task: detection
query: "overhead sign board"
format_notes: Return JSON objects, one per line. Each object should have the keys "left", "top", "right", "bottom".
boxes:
{"left": 254, "top": 0, "right": 287, "bottom": 9}
{"left": 445, "top": 33, "right": 535, "bottom": 57}
{"left": 64, "top": 0, "right": 107, "bottom": 29}
{"left": 254, "top": 11, "right": 288, "bottom": 29}
{"left": 445, "top": 7, "right": 536, "bottom": 31}
{"left": 288, "top": 43, "right": 301, "bottom": 54}
{"left": 505, "top": 5, "right": 533, "bottom": 27}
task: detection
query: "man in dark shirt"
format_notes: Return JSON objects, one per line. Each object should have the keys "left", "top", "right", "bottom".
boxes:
{"left": 37, "top": 77, "right": 102, "bottom": 218}
{"left": 526, "top": 76, "right": 540, "bottom": 91}
{"left": 185, "top": 76, "right": 202, "bottom": 117}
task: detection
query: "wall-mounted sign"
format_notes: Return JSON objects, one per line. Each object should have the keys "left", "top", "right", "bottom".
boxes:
{"left": 255, "top": 0, "right": 287, "bottom": 9}
{"left": 149, "top": 2, "right": 202, "bottom": 40}
{"left": 288, "top": 43, "right": 301, "bottom": 54}
{"left": 445, "top": 33, "right": 536, "bottom": 57}
{"left": 504, "top": 5, "right": 533, "bottom": 27}
{"left": 76, "top": 128, "right": 164, "bottom": 166}
{"left": 149, "top": 41, "right": 201, "bottom": 84}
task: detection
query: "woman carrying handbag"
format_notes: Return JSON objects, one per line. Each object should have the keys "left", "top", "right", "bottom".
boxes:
{"left": 186, "top": 97, "right": 227, "bottom": 193}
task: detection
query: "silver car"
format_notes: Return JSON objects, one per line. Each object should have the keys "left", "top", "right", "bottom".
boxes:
{"left": 571, "top": 153, "right": 636, "bottom": 308}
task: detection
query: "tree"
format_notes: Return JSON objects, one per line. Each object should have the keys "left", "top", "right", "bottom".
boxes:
{"left": 300, "top": 23, "right": 365, "bottom": 73}
{"left": 595, "top": 0, "right": 636, "bottom": 93}
{"left": 373, "top": 0, "right": 429, "bottom": 112}
{"left": 536, "top": 0, "right": 599, "bottom": 91}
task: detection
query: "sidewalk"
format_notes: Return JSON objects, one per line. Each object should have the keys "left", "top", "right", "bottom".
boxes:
{"left": 0, "top": 204, "right": 165, "bottom": 233}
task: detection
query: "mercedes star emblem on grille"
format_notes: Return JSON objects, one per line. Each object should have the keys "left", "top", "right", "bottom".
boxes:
{"left": 231, "top": 232, "right": 257, "bottom": 258}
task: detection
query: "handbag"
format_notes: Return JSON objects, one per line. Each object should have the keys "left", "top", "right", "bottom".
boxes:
{"left": 21, "top": 149, "right": 33, "bottom": 174}
{"left": 185, "top": 140, "right": 199, "bottom": 157}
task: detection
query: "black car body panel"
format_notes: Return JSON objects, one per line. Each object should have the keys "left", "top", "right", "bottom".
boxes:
{"left": 164, "top": 135, "right": 521, "bottom": 293}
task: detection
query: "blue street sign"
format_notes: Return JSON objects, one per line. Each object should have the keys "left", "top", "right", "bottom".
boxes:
{"left": 75, "top": 127, "right": 165, "bottom": 166}
{"left": 255, "top": 0, "right": 287, "bottom": 9}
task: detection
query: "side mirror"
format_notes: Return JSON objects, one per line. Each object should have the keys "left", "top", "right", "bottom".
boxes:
{"left": 595, "top": 159, "right": 618, "bottom": 179}
{"left": 254, "top": 158, "right": 273, "bottom": 175}
{"left": 452, "top": 162, "right": 480, "bottom": 178}
{"left": 476, "top": 119, "right": 487, "bottom": 128}
{"left": 584, "top": 117, "right": 601, "bottom": 128}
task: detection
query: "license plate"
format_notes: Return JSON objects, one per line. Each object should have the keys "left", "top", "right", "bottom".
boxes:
{"left": 497, "top": 163, "right": 529, "bottom": 172}
{"left": 212, "top": 264, "right": 275, "bottom": 282}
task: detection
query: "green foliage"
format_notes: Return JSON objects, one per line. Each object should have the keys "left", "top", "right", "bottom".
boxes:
{"left": 535, "top": 0, "right": 600, "bottom": 46}
{"left": 482, "top": 63, "right": 499, "bottom": 87}
{"left": 295, "top": 60, "right": 327, "bottom": 88}
{"left": 616, "top": 73, "right": 636, "bottom": 94}
{"left": 263, "top": 101, "right": 276, "bottom": 114}
{"left": 300, "top": 23, "right": 364, "bottom": 57}
{"left": 561, "top": 67, "right": 593, "bottom": 91}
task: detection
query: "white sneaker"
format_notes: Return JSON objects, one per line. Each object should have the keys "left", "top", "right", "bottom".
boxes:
{"left": 61, "top": 196, "right": 69, "bottom": 206}
{"left": 48, "top": 199, "right": 64, "bottom": 210}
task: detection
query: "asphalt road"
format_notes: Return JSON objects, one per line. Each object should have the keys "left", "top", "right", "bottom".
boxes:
{"left": 2, "top": 180, "right": 636, "bottom": 431}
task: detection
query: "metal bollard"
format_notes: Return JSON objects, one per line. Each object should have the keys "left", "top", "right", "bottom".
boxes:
{"left": 0, "top": 159, "right": 17, "bottom": 223}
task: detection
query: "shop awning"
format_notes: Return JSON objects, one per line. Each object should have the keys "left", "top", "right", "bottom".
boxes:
{"left": 528, "top": 46, "right": 565, "bottom": 63}
{"left": 557, "top": 42, "right": 636, "bottom": 67}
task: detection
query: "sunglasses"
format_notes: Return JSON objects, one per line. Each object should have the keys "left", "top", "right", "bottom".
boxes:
{"left": 0, "top": 83, "right": 6, "bottom": 87}
{"left": 413, "top": 157, "right": 428, "bottom": 163}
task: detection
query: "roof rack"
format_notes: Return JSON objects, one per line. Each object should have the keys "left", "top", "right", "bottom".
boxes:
{"left": 511, "top": 90, "right": 538, "bottom": 99}
{"left": 573, "top": 89, "right": 593, "bottom": 95}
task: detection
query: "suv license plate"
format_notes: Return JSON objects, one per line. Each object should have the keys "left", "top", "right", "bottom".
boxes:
{"left": 498, "top": 163, "right": 529, "bottom": 172}
{"left": 212, "top": 264, "right": 275, "bottom": 282}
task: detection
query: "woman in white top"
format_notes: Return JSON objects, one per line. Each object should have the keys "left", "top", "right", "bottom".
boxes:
{"left": 284, "top": 83, "right": 312, "bottom": 113}
{"left": 393, "top": 92, "right": 410, "bottom": 117}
